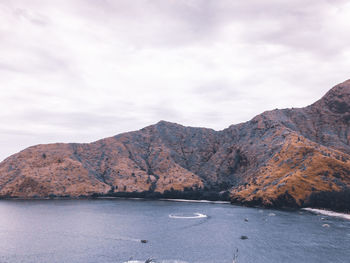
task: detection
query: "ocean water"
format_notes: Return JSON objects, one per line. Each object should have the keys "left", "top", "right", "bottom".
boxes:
{"left": 0, "top": 199, "right": 349, "bottom": 263}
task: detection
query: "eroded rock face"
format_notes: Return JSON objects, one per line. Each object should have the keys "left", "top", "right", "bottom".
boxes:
{"left": 1, "top": 80, "right": 350, "bottom": 210}
{"left": 229, "top": 80, "right": 350, "bottom": 209}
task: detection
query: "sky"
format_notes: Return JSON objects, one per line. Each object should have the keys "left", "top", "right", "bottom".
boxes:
{"left": 1, "top": 0, "right": 350, "bottom": 161}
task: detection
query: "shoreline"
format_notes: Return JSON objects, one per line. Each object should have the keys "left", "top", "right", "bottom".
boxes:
{"left": 302, "top": 208, "right": 350, "bottom": 220}
{"left": 0, "top": 196, "right": 231, "bottom": 204}
{"left": 1, "top": 197, "right": 349, "bottom": 216}
{"left": 0, "top": 189, "right": 231, "bottom": 203}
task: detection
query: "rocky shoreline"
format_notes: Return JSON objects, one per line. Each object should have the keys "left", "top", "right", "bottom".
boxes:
{"left": 1, "top": 189, "right": 349, "bottom": 213}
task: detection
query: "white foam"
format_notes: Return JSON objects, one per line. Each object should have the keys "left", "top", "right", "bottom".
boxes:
{"left": 302, "top": 208, "right": 350, "bottom": 220}
{"left": 124, "top": 261, "right": 188, "bottom": 263}
{"left": 169, "top": 213, "right": 207, "bottom": 219}
{"left": 161, "top": 261, "right": 189, "bottom": 263}
{"left": 161, "top": 198, "right": 230, "bottom": 204}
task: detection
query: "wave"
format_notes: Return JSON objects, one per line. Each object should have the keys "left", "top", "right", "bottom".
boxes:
{"left": 169, "top": 212, "right": 208, "bottom": 219}
{"left": 302, "top": 208, "right": 350, "bottom": 220}
{"left": 161, "top": 198, "right": 230, "bottom": 204}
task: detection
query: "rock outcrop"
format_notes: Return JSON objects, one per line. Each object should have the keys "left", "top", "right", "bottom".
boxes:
{"left": 1, "top": 80, "right": 350, "bottom": 210}
{"left": 230, "top": 79, "right": 350, "bottom": 210}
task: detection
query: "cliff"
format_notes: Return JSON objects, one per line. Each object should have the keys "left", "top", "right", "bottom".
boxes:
{"left": 1, "top": 80, "right": 350, "bottom": 211}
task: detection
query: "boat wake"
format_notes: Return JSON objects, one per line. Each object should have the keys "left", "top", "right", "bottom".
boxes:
{"left": 169, "top": 213, "right": 207, "bottom": 219}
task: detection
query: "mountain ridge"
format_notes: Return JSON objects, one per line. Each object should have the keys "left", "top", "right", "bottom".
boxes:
{"left": 1, "top": 79, "right": 350, "bottom": 211}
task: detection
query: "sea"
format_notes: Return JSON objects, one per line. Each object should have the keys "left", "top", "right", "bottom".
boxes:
{"left": 0, "top": 199, "right": 349, "bottom": 263}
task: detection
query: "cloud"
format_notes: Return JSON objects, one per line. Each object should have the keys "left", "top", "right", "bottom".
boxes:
{"left": 1, "top": 0, "right": 350, "bottom": 160}
{"left": 12, "top": 7, "right": 49, "bottom": 26}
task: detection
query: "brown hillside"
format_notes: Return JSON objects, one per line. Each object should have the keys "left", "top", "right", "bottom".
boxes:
{"left": 1, "top": 79, "right": 350, "bottom": 210}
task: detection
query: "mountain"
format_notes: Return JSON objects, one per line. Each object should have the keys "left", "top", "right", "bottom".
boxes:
{"left": 1, "top": 80, "right": 350, "bottom": 211}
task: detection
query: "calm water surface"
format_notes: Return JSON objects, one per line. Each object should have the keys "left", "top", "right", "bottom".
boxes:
{"left": 0, "top": 199, "right": 349, "bottom": 263}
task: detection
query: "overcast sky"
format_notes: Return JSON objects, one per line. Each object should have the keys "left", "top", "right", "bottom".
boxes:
{"left": 1, "top": 0, "right": 350, "bottom": 161}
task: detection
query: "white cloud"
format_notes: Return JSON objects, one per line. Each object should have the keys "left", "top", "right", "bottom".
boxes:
{"left": 1, "top": 0, "right": 350, "bottom": 160}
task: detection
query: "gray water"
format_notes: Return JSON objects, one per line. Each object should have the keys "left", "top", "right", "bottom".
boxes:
{"left": 0, "top": 199, "right": 349, "bottom": 263}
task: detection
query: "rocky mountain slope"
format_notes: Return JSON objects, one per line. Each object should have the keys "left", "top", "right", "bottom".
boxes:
{"left": 1, "top": 80, "right": 350, "bottom": 210}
